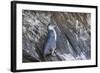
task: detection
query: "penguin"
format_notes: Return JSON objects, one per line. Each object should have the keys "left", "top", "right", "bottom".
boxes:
{"left": 43, "top": 24, "right": 57, "bottom": 57}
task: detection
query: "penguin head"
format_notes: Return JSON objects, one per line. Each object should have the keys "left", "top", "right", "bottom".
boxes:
{"left": 48, "top": 24, "right": 56, "bottom": 30}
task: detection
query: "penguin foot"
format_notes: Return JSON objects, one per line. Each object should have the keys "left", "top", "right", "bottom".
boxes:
{"left": 51, "top": 49, "right": 56, "bottom": 56}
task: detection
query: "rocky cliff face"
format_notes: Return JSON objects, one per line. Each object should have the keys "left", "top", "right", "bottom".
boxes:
{"left": 22, "top": 10, "right": 91, "bottom": 62}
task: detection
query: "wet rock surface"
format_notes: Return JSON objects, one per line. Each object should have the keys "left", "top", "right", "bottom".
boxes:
{"left": 22, "top": 10, "right": 91, "bottom": 62}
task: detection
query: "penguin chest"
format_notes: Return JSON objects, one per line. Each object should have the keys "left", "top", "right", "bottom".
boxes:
{"left": 48, "top": 31, "right": 56, "bottom": 49}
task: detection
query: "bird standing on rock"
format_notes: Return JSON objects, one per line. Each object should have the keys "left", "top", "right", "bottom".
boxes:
{"left": 43, "top": 24, "right": 57, "bottom": 57}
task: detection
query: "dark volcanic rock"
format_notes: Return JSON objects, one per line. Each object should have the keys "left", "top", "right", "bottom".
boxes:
{"left": 22, "top": 10, "right": 91, "bottom": 62}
